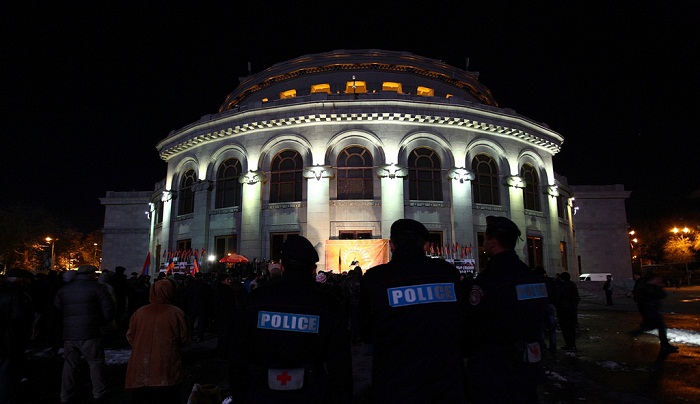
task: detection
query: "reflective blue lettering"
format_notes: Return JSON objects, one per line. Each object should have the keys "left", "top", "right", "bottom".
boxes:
{"left": 387, "top": 283, "right": 457, "bottom": 307}
{"left": 516, "top": 283, "right": 548, "bottom": 301}
{"left": 257, "top": 311, "right": 320, "bottom": 333}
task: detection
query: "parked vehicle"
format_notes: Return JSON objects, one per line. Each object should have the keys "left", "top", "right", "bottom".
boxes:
{"left": 579, "top": 273, "right": 612, "bottom": 282}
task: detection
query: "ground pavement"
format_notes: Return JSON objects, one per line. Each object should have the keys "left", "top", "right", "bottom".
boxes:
{"left": 17, "top": 284, "right": 700, "bottom": 403}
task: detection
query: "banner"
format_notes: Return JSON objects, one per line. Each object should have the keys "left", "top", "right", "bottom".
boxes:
{"left": 325, "top": 239, "right": 390, "bottom": 273}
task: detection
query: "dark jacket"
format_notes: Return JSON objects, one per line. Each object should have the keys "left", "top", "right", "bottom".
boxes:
{"left": 54, "top": 273, "right": 116, "bottom": 340}
{"left": 232, "top": 271, "right": 352, "bottom": 403}
{"left": 466, "top": 250, "right": 547, "bottom": 349}
{"left": 359, "top": 246, "right": 466, "bottom": 404}
{"left": 0, "top": 282, "right": 33, "bottom": 359}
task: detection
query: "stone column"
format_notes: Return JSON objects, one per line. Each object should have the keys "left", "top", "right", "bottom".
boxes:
{"left": 239, "top": 171, "right": 265, "bottom": 259}
{"left": 305, "top": 169, "right": 331, "bottom": 272}
{"left": 377, "top": 164, "right": 407, "bottom": 239}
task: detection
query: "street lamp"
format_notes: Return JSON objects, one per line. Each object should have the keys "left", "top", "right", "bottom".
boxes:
{"left": 93, "top": 243, "right": 100, "bottom": 268}
{"left": 46, "top": 237, "right": 56, "bottom": 270}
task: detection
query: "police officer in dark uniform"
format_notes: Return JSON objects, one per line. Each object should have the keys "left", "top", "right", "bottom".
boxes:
{"left": 359, "top": 219, "right": 466, "bottom": 403}
{"left": 230, "top": 235, "right": 352, "bottom": 403}
{"left": 465, "top": 216, "right": 548, "bottom": 403}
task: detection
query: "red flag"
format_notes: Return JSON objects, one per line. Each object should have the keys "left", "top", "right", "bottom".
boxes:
{"left": 141, "top": 251, "right": 151, "bottom": 276}
{"left": 193, "top": 256, "right": 200, "bottom": 274}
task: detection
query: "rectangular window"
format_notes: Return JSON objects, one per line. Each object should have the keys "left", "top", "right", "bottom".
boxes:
{"left": 344, "top": 80, "right": 367, "bottom": 94}
{"left": 527, "top": 236, "right": 543, "bottom": 268}
{"left": 280, "top": 89, "right": 297, "bottom": 99}
{"left": 177, "top": 239, "right": 192, "bottom": 254}
{"left": 311, "top": 84, "right": 331, "bottom": 94}
{"left": 270, "top": 232, "right": 300, "bottom": 262}
{"left": 339, "top": 231, "right": 372, "bottom": 240}
{"left": 215, "top": 235, "right": 237, "bottom": 260}
{"left": 156, "top": 200, "right": 164, "bottom": 224}
{"left": 427, "top": 231, "right": 443, "bottom": 255}
{"left": 560, "top": 241, "right": 568, "bottom": 272}
{"left": 416, "top": 86, "right": 434, "bottom": 96}
{"left": 382, "top": 82, "right": 402, "bottom": 93}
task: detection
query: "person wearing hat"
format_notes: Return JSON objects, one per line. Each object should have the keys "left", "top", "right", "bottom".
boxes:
{"left": 0, "top": 268, "right": 34, "bottom": 404}
{"left": 230, "top": 235, "right": 352, "bottom": 403}
{"left": 54, "top": 265, "right": 116, "bottom": 403}
{"left": 359, "top": 219, "right": 466, "bottom": 403}
{"left": 464, "top": 216, "right": 548, "bottom": 403}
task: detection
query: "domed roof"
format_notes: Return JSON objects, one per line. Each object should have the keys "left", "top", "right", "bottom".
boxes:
{"left": 219, "top": 49, "right": 498, "bottom": 112}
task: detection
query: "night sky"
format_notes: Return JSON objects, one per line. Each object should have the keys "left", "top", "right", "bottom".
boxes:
{"left": 4, "top": 2, "right": 698, "bottom": 232}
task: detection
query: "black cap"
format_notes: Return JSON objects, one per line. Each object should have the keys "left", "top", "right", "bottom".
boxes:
{"left": 486, "top": 216, "right": 521, "bottom": 238}
{"left": 281, "top": 235, "right": 319, "bottom": 265}
{"left": 390, "top": 219, "right": 429, "bottom": 242}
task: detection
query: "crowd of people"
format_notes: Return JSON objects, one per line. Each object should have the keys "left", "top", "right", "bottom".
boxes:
{"left": 0, "top": 216, "right": 680, "bottom": 403}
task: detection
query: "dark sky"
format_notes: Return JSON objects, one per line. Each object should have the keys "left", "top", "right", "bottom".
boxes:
{"left": 3, "top": 2, "right": 699, "bottom": 231}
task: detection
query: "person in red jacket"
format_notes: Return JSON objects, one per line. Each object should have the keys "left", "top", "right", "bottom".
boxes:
{"left": 125, "top": 279, "right": 190, "bottom": 403}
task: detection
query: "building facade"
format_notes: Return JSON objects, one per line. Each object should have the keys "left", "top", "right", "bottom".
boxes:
{"left": 129, "top": 49, "right": 586, "bottom": 275}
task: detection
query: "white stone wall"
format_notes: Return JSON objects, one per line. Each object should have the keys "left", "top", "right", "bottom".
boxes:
{"left": 99, "top": 191, "right": 151, "bottom": 274}
{"left": 570, "top": 184, "right": 632, "bottom": 281}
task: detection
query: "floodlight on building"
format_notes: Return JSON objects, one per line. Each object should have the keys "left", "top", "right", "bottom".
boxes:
{"left": 547, "top": 185, "right": 559, "bottom": 197}
{"left": 239, "top": 170, "right": 266, "bottom": 185}
{"left": 376, "top": 163, "right": 408, "bottom": 179}
{"left": 505, "top": 175, "right": 526, "bottom": 188}
{"left": 303, "top": 165, "right": 334, "bottom": 181}
{"left": 447, "top": 167, "right": 475, "bottom": 183}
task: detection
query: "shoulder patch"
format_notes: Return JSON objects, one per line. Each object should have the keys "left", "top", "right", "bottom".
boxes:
{"left": 469, "top": 285, "right": 484, "bottom": 305}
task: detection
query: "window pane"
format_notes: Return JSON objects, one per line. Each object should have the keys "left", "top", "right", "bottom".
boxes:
{"left": 337, "top": 146, "right": 373, "bottom": 200}
{"left": 270, "top": 150, "right": 303, "bottom": 203}
{"left": 471, "top": 155, "right": 499, "bottom": 205}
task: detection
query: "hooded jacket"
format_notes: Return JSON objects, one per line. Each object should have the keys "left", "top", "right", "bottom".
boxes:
{"left": 125, "top": 280, "right": 190, "bottom": 389}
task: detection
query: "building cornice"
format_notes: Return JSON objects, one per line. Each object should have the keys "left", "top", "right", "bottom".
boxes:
{"left": 157, "top": 99, "right": 563, "bottom": 161}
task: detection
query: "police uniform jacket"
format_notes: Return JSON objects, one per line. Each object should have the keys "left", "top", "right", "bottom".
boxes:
{"left": 359, "top": 246, "right": 466, "bottom": 403}
{"left": 232, "top": 271, "right": 352, "bottom": 403}
{"left": 466, "top": 250, "right": 546, "bottom": 351}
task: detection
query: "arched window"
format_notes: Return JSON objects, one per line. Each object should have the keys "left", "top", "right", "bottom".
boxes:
{"left": 471, "top": 154, "right": 500, "bottom": 205}
{"left": 215, "top": 158, "right": 242, "bottom": 208}
{"left": 337, "top": 146, "right": 373, "bottom": 200}
{"left": 408, "top": 147, "right": 443, "bottom": 201}
{"left": 178, "top": 169, "right": 196, "bottom": 215}
{"left": 270, "top": 150, "right": 303, "bottom": 203}
{"left": 521, "top": 164, "right": 541, "bottom": 211}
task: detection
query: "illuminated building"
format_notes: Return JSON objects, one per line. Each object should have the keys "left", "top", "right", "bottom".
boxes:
{"left": 102, "top": 50, "right": 631, "bottom": 277}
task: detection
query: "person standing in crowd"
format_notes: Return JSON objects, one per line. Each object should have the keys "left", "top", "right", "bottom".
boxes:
{"left": 534, "top": 266, "right": 558, "bottom": 355}
{"left": 185, "top": 272, "right": 214, "bottom": 341}
{"left": 603, "top": 274, "right": 614, "bottom": 306}
{"left": 0, "top": 268, "right": 34, "bottom": 404}
{"left": 629, "top": 268, "right": 678, "bottom": 352}
{"left": 343, "top": 266, "right": 363, "bottom": 345}
{"left": 124, "top": 279, "right": 190, "bottom": 403}
{"left": 359, "top": 219, "right": 466, "bottom": 404}
{"left": 213, "top": 273, "right": 245, "bottom": 357}
{"left": 554, "top": 271, "right": 580, "bottom": 352}
{"left": 54, "top": 265, "right": 116, "bottom": 403}
{"left": 465, "top": 216, "right": 548, "bottom": 403}
{"left": 108, "top": 266, "right": 128, "bottom": 329}
{"left": 231, "top": 235, "right": 352, "bottom": 403}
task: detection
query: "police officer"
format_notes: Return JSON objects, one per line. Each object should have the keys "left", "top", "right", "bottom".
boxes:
{"left": 231, "top": 235, "right": 352, "bottom": 403}
{"left": 465, "top": 216, "right": 548, "bottom": 403}
{"left": 359, "top": 219, "right": 466, "bottom": 403}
